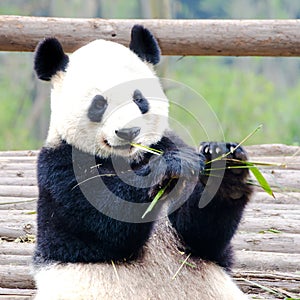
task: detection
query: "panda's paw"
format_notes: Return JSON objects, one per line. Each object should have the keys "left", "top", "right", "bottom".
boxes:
{"left": 148, "top": 147, "right": 204, "bottom": 197}
{"left": 199, "top": 142, "right": 249, "bottom": 178}
{"left": 200, "top": 142, "right": 247, "bottom": 162}
{"left": 199, "top": 142, "right": 252, "bottom": 202}
{"left": 163, "top": 147, "right": 204, "bottom": 179}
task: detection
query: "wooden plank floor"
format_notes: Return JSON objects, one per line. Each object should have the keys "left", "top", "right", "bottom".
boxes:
{"left": 0, "top": 145, "right": 299, "bottom": 299}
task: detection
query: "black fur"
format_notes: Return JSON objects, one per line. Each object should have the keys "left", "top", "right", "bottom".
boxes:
{"left": 34, "top": 134, "right": 202, "bottom": 264}
{"left": 129, "top": 25, "right": 160, "bottom": 65}
{"left": 168, "top": 142, "right": 252, "bottom": 270}
{"left": 35, "top": 135, "right": 252, "bottom": 270}
{"left": 133, "top": 89, "right": 149, "bottom": 114}
{"left": 34, "top": 38, "right": 69, "bottom": 81}
{"left": 88, "top": 95, "right": 108, "bottom": 122}
{"left": 35, "top": 142, "right": 152, "bottom": 263}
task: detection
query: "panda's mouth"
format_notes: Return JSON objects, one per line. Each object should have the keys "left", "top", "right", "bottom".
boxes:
{"left": 103, "top": 139, "right": 133, "bottom": 151}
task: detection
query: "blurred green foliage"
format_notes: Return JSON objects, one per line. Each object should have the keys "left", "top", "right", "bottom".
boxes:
{"left": 0, "top": 78, "right": 37, "bottom": 149}
{"left": 167, "top": 56, "right": 300, "bottom": 145}
{"left": 0, "top": 52, "right": 42, "bottom": 150}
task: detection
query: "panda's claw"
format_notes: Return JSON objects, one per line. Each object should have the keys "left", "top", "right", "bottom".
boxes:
{"left": 199, "top": 142, "right": 248, "bottom": 163}
{"left": 199, "top": 142, "right": 250, "bottom": 186}
{"left": 148, "top": 146, "right": 204, "bottom": 197}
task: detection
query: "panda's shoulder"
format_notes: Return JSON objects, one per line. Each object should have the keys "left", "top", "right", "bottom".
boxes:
{"left": 38, "top": 142, "right": 72, "bottom": 167}
{"left": 157, "top": 131, "right": 191, "bottom": 150}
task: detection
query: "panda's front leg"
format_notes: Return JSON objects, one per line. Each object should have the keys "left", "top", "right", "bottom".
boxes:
{"left": 168, "top": 142, "right": 253, "bottom": 270}
{"left": 148, "top": 134, "right": 205, "bottom": 199}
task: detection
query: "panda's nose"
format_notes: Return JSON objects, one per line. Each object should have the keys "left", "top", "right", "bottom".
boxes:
{"left": 115, "top": 127, "right": 141, "bottom": 141}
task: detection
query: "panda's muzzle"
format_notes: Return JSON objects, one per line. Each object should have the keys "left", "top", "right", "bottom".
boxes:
{"left": 115, "top": 127, "right": 141, "bottom": 142}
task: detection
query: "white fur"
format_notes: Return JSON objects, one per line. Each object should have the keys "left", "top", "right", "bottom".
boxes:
{"left": 34, "top": 259, "right": 247, "bottom": 300}
{"left": 33, "top": 222, "right": 248, "bottom": 300}
{"left": 46, "top": 39, "right": 169, "bottom": 159}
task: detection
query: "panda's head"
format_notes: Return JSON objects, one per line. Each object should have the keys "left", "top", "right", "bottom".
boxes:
{"left": 34, "top": 25, "right": 169, "bottom": 160}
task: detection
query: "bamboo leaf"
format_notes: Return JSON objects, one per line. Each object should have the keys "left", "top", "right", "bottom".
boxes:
{"left": 259, "top": 228, "right": 282, "bottom": 234}
{"left": 229, "top": 124, "right": 263, "bottom": 154}
{"left": 239, "top": 278, "right": 284, "bottom": 297}
{"left": 172, "top": 253, "right": 191, "bottom": 280}
{"left": 246, "top": 162, "right": 275, "bottom": 198}
{"left": 179, "top": 259, "right": 196, "bottom": 268}
{"left": 206, "top": 124, "right": 263, "bottom": 165}
{"left": 267, "top": 228, "right": 282, "bottom": 234}
{"left": 141, "top": 180, "right": 172, "bottom": 219}
{"left": 131, "top": 143, "right": 163, "bottom": 156}
{"left": 71, "top": 174, "right": 116, "bottom": 190}
{"left": 226, "top": 158, "right": 286, "bottom": 168}
{"left": 0, "top": 198, "right": 37, "bottom": 205}
{"left": 24, "top": 211, "right": 37, "bottom": 215}
{"left": 111, "top": 260, "right": 120, "bottom": 281}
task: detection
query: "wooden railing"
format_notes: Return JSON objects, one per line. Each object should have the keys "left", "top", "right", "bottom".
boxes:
{"left": 1, "top": 16, "right": 300, "bottom": 56}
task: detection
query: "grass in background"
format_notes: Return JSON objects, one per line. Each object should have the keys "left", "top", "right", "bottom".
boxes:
{"left": 167, "top": 56, "right": 300, "bottom": 146}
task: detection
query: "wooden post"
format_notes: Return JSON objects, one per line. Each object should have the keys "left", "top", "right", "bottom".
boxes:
{"left": 1, "top": 16, "right": 300, "bottom": 56}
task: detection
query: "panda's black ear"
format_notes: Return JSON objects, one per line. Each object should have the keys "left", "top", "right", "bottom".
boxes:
{"left": 34, "top": 38, "right": 69, "bottom": 81}
{"left": 129, "top": 25, "right": 160, "bottom": 65}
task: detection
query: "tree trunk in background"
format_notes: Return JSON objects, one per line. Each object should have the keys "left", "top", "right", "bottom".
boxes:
{"left": 26, "top": 82, "right": 49, "bottom": 142}
{"left": 95, "top": 0, "right": 103, "bottom": 18}
{"left": 139, "top": 0, "right": 172, "bottom": 20}
{"left": 138, "top": 0, "right": 172, "bottom": 78}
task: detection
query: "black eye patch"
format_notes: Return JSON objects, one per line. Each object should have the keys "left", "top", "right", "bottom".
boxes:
{"left": 133, "top": 89, "right": 149, "bottom": 114}
{"left": 88, "top": 95, "right": 108, "bottom": 122}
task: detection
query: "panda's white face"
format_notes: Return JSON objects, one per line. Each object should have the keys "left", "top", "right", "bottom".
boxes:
{"left": 47, "top": 40, "right": 169, "bottom": 159}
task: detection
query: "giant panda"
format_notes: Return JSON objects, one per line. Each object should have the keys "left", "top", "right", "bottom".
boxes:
{"left": 32, "top": 25, "right": 252, "bottom": 300}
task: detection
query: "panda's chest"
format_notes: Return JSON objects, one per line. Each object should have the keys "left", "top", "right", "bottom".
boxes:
{"left": 72, "top": 152, "right": 151, "bottom": 205}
